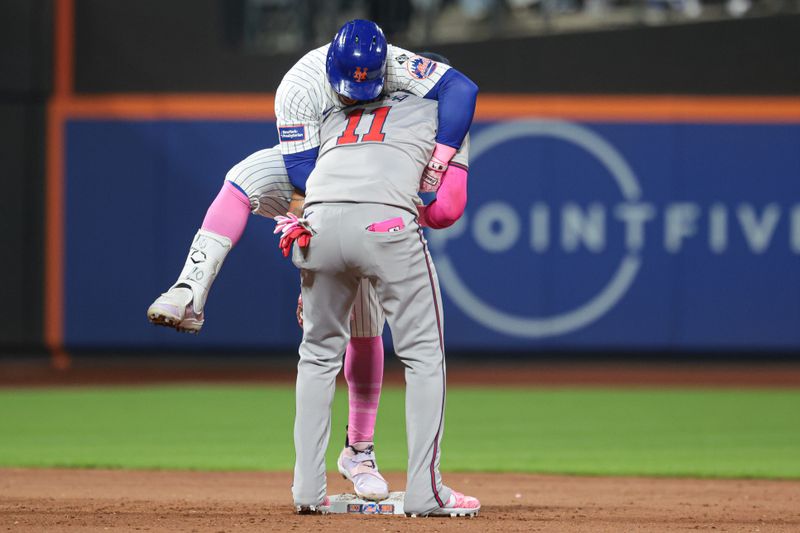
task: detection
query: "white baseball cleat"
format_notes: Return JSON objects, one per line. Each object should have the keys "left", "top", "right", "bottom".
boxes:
{"left": 147, "top": 229, "right": 231, "bottom": 334}
{"left": 414, "top": 490, "right": 481, "bottom": 518}
{"left": 147, "top": 286, "right": 204, "bottom": 333}
{"left": 337, "top": 445, "right": 390, "bottom": 501}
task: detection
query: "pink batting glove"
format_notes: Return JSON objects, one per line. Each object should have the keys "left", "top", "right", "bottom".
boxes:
{"left": 274, "top": 212, "right": 313, "bottom": 257}
{"left": 273, "top": 212, "right": 303, "bottom": 237}
{"left": 420, "top": 143, "right": 458, "bottom": 192}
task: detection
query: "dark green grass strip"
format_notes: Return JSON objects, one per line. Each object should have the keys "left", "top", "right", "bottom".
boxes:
{"left": 0, "top": 386, "right": 798, "bottom": 478}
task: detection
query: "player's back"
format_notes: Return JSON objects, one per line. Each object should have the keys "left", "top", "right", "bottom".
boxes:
{"left": 304, "top": 92, "right": 437, "bottom": 213}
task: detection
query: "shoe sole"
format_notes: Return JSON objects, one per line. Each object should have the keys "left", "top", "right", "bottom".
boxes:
{"left": 147, "top": 307, "right": 203, "bottom": 334}
{"left": 336, "top": 457, "right": 389, "bottom": 502}
{"left": 406, "top": 508, "right": 480, "bottom": 518}
{"left": 295, "top": 505, "right": 330, "bottom": 515}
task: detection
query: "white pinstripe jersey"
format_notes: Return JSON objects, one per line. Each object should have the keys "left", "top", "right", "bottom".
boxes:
{"left": 304, "top": 92, "right": 468, "bottom": 214}
{"left": 275, "top": 44, "right": 451, "bottom": 155}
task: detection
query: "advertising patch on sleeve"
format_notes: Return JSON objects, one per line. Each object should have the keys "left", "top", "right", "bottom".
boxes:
{"left": 279, "top": 125, "right": 306, "bottom": 142}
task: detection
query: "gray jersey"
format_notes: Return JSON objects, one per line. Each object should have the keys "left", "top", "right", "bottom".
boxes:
{"left": 304, "top": 92, "right": 468, "bottom": 214}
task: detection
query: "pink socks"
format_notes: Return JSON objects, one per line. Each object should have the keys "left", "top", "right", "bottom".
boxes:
{"left": 201, "top": 181, "right": 251, "bottom": 245}
{"left": 344, "top": 336, "right": 384, "bottom": 445}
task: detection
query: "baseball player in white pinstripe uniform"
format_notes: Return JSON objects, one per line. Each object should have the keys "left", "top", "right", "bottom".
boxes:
{"left": 147, "top": 19, "right": 477, "bottom": 509}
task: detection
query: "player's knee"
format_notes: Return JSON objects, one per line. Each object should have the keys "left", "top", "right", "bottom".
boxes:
{"left": 299, "top": 344, "right": 343, "bottom": 373}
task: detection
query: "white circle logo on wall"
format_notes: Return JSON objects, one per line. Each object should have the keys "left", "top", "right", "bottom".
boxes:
{"left": 427, "top": 120, "right": 643, "bottom": 338}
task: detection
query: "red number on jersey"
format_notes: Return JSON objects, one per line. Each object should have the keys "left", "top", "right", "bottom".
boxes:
{"left": 336, "top": 109, "right": 364, "bottom": 145}
{"left": 336, "top": 106, "right": 391, "bottom": 145}
{"left": 361, "top": 106, "right": 389, "bottom": 142}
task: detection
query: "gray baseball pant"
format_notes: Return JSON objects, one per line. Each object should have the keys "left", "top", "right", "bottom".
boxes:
{"left": 291, "top": 202, "right": 451, "bottom": 515}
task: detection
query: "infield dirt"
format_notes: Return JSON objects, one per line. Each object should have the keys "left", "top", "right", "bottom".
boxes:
{"left": 2, "top": 468, "right": 799, "bottom": 532}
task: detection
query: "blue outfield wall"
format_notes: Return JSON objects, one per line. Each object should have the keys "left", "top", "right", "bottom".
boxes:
{"left": 64, "top": 118, "right": 800, "bottom": 351}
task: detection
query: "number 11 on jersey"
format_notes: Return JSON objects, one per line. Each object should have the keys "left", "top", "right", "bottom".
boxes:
{"left": 336, "top": 106, "right": 391, "bottom": 145}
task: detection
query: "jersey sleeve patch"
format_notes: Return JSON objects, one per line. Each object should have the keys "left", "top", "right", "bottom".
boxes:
{"left": 278, "top": 125, "right": 307, "bottom": 142}
{"left": 407, "top": 56, "right": 437, "bottom": 80}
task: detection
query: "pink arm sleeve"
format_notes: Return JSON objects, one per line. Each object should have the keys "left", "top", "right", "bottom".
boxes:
{"left": 418, "top": 164, "right": 468, "bottom": 230}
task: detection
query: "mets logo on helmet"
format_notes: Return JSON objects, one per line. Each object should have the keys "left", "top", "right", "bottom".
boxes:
{"left": 353, "top": 67, "right": 368, "bottom": 82}
{"left": 407, "top": 56, "right": 437, "bottom": 80}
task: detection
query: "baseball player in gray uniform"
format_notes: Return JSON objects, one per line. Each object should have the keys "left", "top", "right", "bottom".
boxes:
{"left": 149, "top": 16, "right": 476, "bottom": 507}
{"left": 288, "top": 89, "right": 479, "bottom": 517}
{"left": 147, "top": 83, "right": 461, "bottom": 508}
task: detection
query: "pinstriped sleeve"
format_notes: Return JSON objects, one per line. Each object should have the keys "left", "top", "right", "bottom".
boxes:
{"left": 275, "top": 46, "right": 330, "bottom": 156}
{"left": 385, "top": 45, "right": 451, "bottom": 97}
{"left": 275, "top": 79, "right": 320, "bottom": 155}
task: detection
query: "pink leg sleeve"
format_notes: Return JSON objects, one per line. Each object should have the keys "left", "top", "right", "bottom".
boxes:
{"left": 344, "top": 336, "right": 384, "bottom": 445}
{"left": 200, "top": 181, "right": 251, "bottom": 245}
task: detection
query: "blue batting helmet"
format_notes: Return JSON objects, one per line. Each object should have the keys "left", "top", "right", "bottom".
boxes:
{"left": 326, "top": 19, "right": 387, "bottom": 101}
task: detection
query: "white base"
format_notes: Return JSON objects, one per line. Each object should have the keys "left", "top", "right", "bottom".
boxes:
{"left": 327, "top": 491, "right": 405, "bottom": 515}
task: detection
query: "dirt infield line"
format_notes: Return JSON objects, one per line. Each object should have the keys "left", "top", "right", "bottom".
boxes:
{"left": 2, "top": 469, "right": 799, "bottom": 532}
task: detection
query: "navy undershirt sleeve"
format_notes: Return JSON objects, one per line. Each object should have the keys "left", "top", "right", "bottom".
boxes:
{"left": 282, "top": 147, "right": 319, "bottom": 192}
{"left": 424, "top": 68, "right": 479, "bottom": 149}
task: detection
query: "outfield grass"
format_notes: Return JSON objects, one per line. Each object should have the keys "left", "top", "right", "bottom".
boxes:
{"left": 0, "top": 385, "right": 798, "bottom": 478}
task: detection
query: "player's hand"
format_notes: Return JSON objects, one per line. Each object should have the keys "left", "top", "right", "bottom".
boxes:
{"left": 420, "top": 143, "right": 458, "bottom": 193}
{"left": 279, "top": 225, "right": 312, "bottom": 257}
{"left": 420, "top": 157, "right": 447, "bottom": 192}
{"left": 274, "top": 213, "right": 312, "bottom": 257}
{"left": 274, "top": 212, "right": 304, "bottom": 236}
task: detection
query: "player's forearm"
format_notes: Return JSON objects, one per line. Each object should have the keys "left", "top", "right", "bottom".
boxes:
{"left": 288, "top": 189, "right": 306, "bottom": 217}
{"left": 419, "top": 165, "right": 468, "bottom": 229}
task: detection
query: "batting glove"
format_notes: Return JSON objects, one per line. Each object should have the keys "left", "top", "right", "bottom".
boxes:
{"left": 420, "top": 143, "right": 457, "bottom": 193}
{"left": 274, "top": 212, "right": 304, "bottom": 236}
{"left": 274, "top": 213, "right": 313, "bottom": 257}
